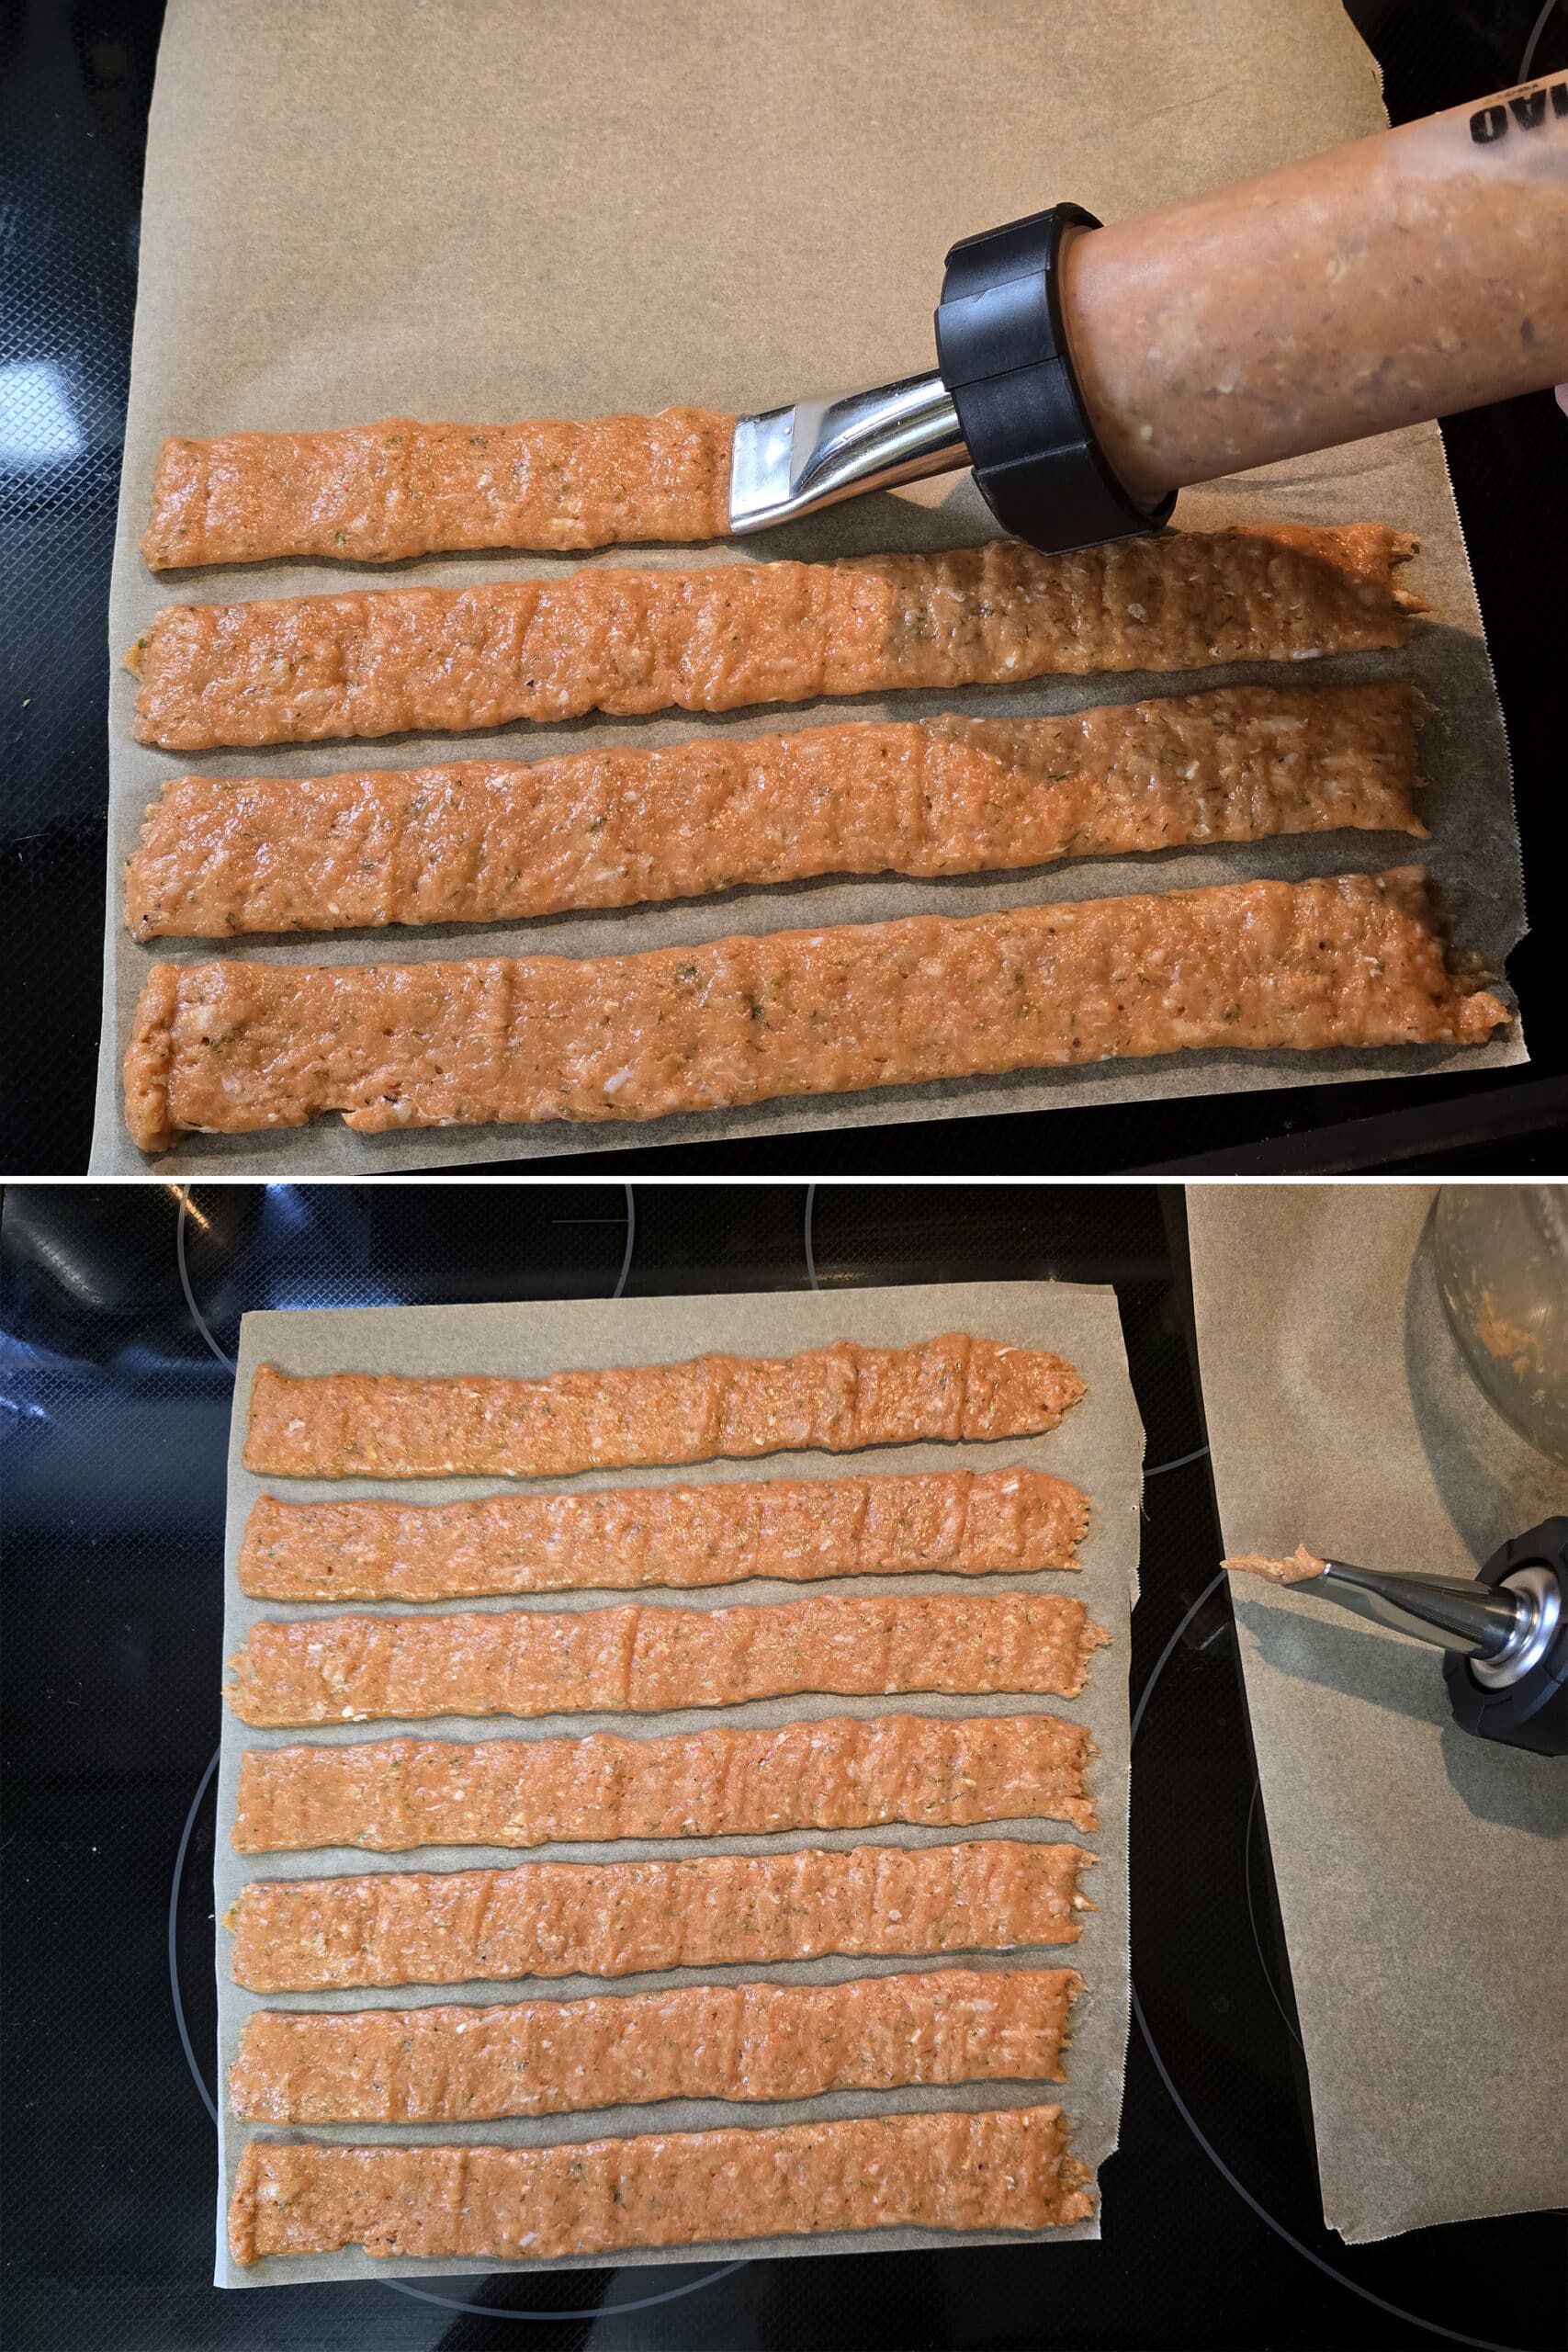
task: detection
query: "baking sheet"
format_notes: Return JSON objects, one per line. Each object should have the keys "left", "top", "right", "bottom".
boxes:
{"left": 91, "top": 0, "right": 1527, "bottom": 1171}
{"left": 1187, "top": 1186, "right": 1566, "bottom": 2244}
{"left": 214, "top": 1279, "right": 1144, "bottom": 2288}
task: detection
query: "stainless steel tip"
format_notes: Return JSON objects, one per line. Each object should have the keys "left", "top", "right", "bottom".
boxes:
{"left": 728, "top": 369, "right": 965, "bottom": 536}
{"left": 1310, "top": 1557, "right": 1551, "bottom": 1682}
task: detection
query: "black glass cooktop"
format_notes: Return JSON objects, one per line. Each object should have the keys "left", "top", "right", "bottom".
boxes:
{"left": 3, "top": 1, "right": 1567, "bottom": 1175}
{"left": 3, "top": 1180, "right": 1561, "bottom": 2350}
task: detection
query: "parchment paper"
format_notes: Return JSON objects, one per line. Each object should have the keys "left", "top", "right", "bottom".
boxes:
{"left": 92, "top": 0, "right": 1526, "bottom": 1171}
{"left": 1187, "top": 1186, "right": 1565, "bottom": 2243}
{"left": 214, "top": 1280, "right": 1143, "bottom": 2288}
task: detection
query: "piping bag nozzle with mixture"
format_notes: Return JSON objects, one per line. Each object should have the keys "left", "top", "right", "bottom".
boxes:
{"left": 1226, "top": 1520, "right": 1568, "bottom": 1757}
{"left": 731, "top": 75, "right": 1568, "bottom": 553}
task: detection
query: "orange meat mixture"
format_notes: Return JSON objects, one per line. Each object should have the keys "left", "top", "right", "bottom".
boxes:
{"left": 225, "top": 1593, "right": 1111, "bottom": 1725}
{"left": 236, "top": 1464, "right": 1088, "bottom": 1600}
{"left": 229, "top": 1967, "right": 1084, "bottom": 2121}
{"left": 231, "top": 1713, "right": 1098, "bottom": 1850}
{"left": 1224, "top": 1546, "right": 1326, "bottom": 1583}
{"left": 229, "top": 2106, "right": 1094, "bottom": 2264}
{"left": 124, "top": 684, "right": 1427, "bottom": 938}
{"left": 141, "top": 407, "right": 734, "bottom": 569}
{"left": 125, "top": 525, "right": 1418, "bottom": 751}
{"left": 241, "top": 1337, "right": 1084, "bottom": 1480}
{"left": 125, "top": 870, "right": 1506, "bottom": 1154}
{"left": 226, "top": 1840, "right": 1094, "bottom": 1991}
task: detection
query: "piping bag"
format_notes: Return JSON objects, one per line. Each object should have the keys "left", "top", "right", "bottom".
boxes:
{"left": 1225, "top": 1520, "right": 1567, "bottom": 1757}
{"left": 731, "top": 75, "right": 1568, "bottom": 550}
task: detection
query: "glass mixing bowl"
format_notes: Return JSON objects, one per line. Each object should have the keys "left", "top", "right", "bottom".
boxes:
{"left": 1429, "top": 1185, "right": 1568, "bottom": 1467}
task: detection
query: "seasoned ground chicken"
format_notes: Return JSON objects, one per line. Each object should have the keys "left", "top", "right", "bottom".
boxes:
{"left": 224, "top": 1592, "right": 1111, "bottom": 1724}
{"left": 226, "top": 1840, "right": 1095, "bottom": 1991}
{"left": 231, "top": 1713, "right": 1098, "bottom": 1849}
{"left": 124, "top": 684, "right": 1426, "bottom": 937}
{"left": 241, "top": 1337, "right": 1084, "bottom": 1479}
{"left": 235, "top": 1464, "right": 1088, "bottom": 1600}
{"left": 125, "top": 525, "right": 1418, "bottom": 751}
{"left": 141, "top": 408, "right": 734, "bottom": 569}
{"left": 124, "top": 869, "right": 1506, "bottom": 1154}
{"left": 228, "top": 1967, "right": 1085, "bottom": 2121}
{"left": 228, "top": 2105, "right": 1094, "bottom": 2263}
{"left": 1224, "top": 1546, "right": 1326, "bottom": 1583}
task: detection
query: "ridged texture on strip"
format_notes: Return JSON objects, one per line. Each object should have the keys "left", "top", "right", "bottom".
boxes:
{"left": 125, "top": 683, "right": 1427, "bottom": 937}
{"left": 228, "top": 2105, "right": 1094, "bottom": 2263}
{"left": 225, "top": 1593, "right": 1111, "bottom": 1725}
{"left": 141, "top": 409, "right": 734, "bottom": 569}
{"left": 225, "top": 1840, "right": 1095, "bottom": 1990}
{"left": 125, "top": 526, "right": 1417, "bottom": 752}
{"left": 241, "top": 1337, "right": 1084, "bottom": 1480}
{"left": 229, "top": 1967, "right": 1084, "bottom": 2121}
{"left": 232, "top": 1713, "right": 1098, "bottom": 1850}
{"left": 122, "top": 871, "right": 1507, "bottom": 1154}
{"left": 236, "top": 1464, "right": 1089, "bottom": 1600}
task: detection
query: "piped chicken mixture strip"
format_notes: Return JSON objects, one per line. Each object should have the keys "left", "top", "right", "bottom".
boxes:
{"left": 236, "top": 1463, "right": 1089, "bottom": 1600}
{"left": 241, "top": 1336, "right": 1084, "bottom": 1480}
{"left": 226, "top": 1840, "right": 1095, "bottom": 1991}
{"left": 231, "top": 1713, "right": 1098, "bottom": 1850}
{"left": 141, "top": 408, "right": 734, "bottom": 569}
{"left": 228, "top": 2106, "right": 1094, "bottom": 2264}
{"left": 225, "top": 1592, "right": 1111, "bottom": 1724}
{"left": 124, "top": 869, "right": 1506, "bottom": 1154}
{"left": 229, "top": 1967, "right": 1084, "bottom": 2121}
{"left": 125, "top": 684, "right": 1427, "bottom": 939}
{"left": 1224, "top": 1546, "right": 1326, "bottom": 1583}
{"left": 125, "top": 525, "right": 1417, "bottom": 751}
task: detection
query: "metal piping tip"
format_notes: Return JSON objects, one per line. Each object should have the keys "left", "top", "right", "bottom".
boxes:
{"left": 1224, "top": 1548, "right": 1519, "bottom": 1655}
{"left": 728, "top": 369, "right": 966, "bottom": 536}
{"left": 1313, "top": 1559, "right": 1527, "bottom": 1658}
